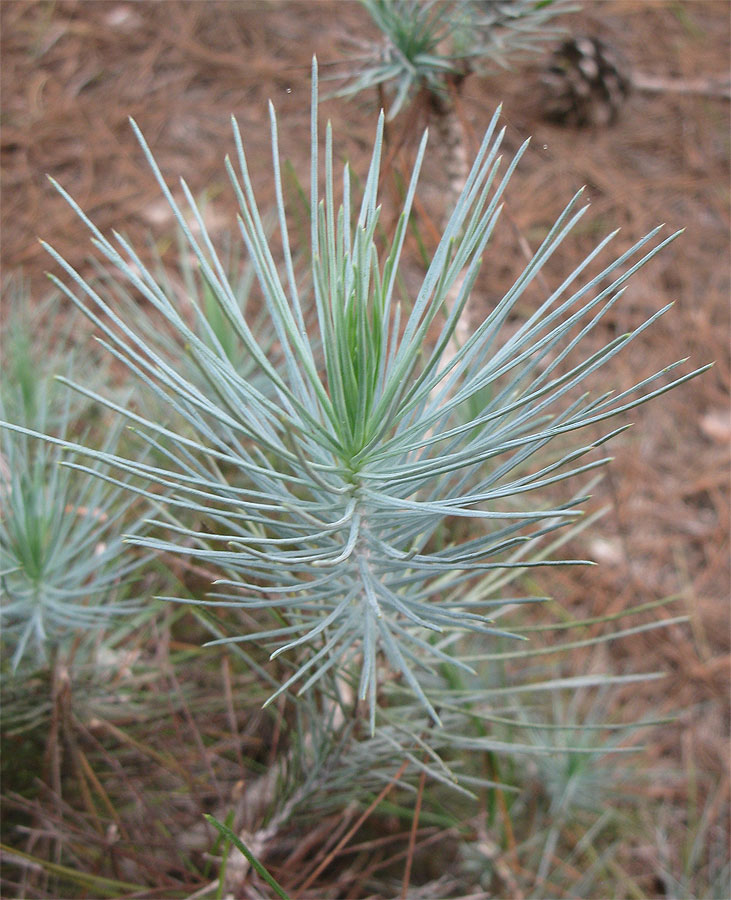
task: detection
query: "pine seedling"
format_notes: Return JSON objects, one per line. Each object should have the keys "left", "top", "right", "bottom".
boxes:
{"left": 0, "top": 291, "right": 148, "bottom": 673}
{"left": 335, "top": 0, "right": 573, "bottom": 119}
{"left": 2, "top": 59, "right": 707, "bottom": 736}
{"left": 333, "top": 0, "right": 576, "bottom": 359}
{"left": 89, "top": 212, "right": 285, "bottom": 420}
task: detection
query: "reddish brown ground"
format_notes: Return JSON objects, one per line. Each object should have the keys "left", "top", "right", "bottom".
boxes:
{"left": 2, "top": 0, "right": 729, "bottom": 895}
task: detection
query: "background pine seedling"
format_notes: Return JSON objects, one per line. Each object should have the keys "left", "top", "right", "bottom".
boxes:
{"left": 0, "top": 287, "right": 167, "bottom": 898}
{"left": 332, "top": 0, "right": 576, "bottom": 359}
{"left": 334, "top": 0, "right": 573, "bottom": 120}
{"left": 0, "top": 286, "right": 149, "bottom": 674}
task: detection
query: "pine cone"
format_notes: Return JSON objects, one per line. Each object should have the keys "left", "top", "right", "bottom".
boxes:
{"left": 541, "top": 36, "right": 631, "bottom": 127}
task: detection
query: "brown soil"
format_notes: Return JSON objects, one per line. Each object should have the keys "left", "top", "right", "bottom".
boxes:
{"left": 2, "top": 0, "right": 729, "bottom": 895}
